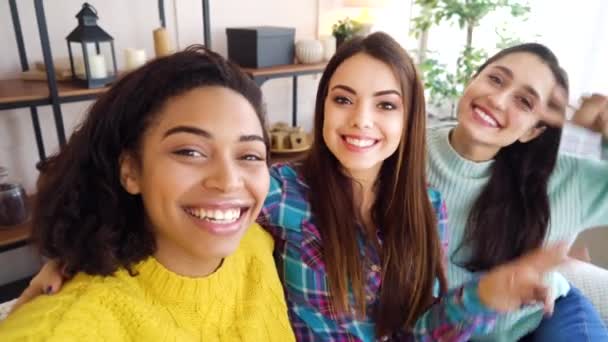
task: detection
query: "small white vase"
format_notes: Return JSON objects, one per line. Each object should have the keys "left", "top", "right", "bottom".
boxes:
{"left": 295, "top": 39, "right": 324, "bottom": 64}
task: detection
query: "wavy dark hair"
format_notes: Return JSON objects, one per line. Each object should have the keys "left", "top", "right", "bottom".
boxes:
{"left": 302, "top": 32, "right": 447, "bottom": 336}
{"left": 456, "top": 43, "right": 569, "bottom": 272}
{"left": 33, "top": 45, "right": 267, "bottom": 277}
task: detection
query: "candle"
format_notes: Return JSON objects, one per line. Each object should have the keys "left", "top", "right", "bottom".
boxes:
{"left": 125, "top": 48, "right": 147, "bottom": 71}
{"left": 88, "top": 54, "right": 107, "bottom": 79}
{"left": 153, "top": 27, "right": 172, "bottom": 57}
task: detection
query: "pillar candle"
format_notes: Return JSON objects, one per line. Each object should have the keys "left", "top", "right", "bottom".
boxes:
{"left": 88, "top": 54, "right": 107, "bottom": 79}
{"left": 153, "top": 27, "right": 172, "bottom": 57}
{"left": 125, "top": 48, "right": 147, "bottom": 70}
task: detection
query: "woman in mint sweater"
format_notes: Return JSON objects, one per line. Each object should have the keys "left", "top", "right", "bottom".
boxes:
{"left": 426, "top": 43, "right": 608, "bottom": 341}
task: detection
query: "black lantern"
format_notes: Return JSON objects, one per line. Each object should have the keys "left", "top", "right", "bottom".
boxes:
{"left": 66, "top": 3, "right": 117, "bottom": 88}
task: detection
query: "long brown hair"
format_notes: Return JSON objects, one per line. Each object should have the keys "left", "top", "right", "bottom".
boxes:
{"left": 454, "top": 43, "right": 569, "bottom": 272}
{"left": 302, "top": 32, "right": 447, "bottom": 336}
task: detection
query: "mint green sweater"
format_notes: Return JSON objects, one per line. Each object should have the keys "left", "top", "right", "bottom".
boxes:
{"left": 426, "top": 124, "right": 608, "bottom": 341}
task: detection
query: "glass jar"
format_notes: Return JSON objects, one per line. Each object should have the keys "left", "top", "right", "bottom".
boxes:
{"left": 0, "top": 169, "right": 29, "bottom": 227}
{"left": 0, "top": 166, "right": 7, "bottom": 183}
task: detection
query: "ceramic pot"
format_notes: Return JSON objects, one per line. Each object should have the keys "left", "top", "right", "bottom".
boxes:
{"left": 295, "top": 39, "right": 324, "bottom": 64}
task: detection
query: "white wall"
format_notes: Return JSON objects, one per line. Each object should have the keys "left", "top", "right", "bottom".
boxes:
{"left": 0, "top": 0, "right": 319, "bottom": 285}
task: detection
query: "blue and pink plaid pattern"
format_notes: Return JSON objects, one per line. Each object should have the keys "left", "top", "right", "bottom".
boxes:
{"left": 260, "top": 163, "right": 497, "bottom": 341}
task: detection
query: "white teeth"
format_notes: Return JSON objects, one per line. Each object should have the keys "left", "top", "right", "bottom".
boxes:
{"left": 345, "top": 137, "right": 375, "bottom": 147}
{"left": 474, "top": 108, "right": 498, "bottom": 127}
{"left": 186, "top": 208, "right": 241, "bottom": 223}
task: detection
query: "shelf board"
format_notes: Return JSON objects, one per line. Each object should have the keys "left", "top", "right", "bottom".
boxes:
{"left": 0, "top": 220, "right": 31, "bottom": 252}
{"left": 0, "top": 79, "right": 108, "bottom": 110}
{"left": 0, "top": 195, "right": 35, "bottom": 251}
{"left": 0, "top": 63, "right": 327, "bottom": 110}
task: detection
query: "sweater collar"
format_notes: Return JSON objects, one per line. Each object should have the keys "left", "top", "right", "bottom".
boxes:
{"left": 133, "top": 252, "right": 239, "bottom": 304}
{"left": 431, "top": 126, "right": 494, "bottom": 179}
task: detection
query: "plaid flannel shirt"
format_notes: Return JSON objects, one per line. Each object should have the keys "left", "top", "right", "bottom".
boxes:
{"left": 259, "top": 164, "right": 497, "bottom": 341}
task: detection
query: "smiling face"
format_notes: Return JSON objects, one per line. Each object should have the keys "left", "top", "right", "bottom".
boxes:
{"left": 120, "top": 86, "right": 269, "bottom": 276}
{"left": 454, "top": 52, "right": 557, "bottom": 158}
{"left": 322, "top": 52, "right": 404, "bottom": 181}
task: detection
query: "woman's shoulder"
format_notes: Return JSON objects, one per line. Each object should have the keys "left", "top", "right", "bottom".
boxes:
{"left": 269, "top": 162, "right": 305, "bottom": 184}
{"left": 0, "top": 273, "right": 128, "bottom": 339}
{"left": 265, "top": 163, "right": 311, "bottom": 218}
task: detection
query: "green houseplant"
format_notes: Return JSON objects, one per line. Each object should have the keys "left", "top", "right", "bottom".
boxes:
{"left": 332, "top": 17, "right": 362, "bottom": 48}
{"left": 411, "top": 0, "right": 530, "bottom": 117}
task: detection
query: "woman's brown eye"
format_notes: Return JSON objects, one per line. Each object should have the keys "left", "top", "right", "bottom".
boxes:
{"left": 518, "top": 96, "right": 533, "bottom": 109}
{"left": 174, "top": 149, "right": 204, "bottom": 158}
{"left": 488, "top": 75, "right": 502, "bottom": 85}
{"left": 378, "top": 102, "right": 397, "bottom": 110}
{"left": 241, "top": 154, "right": 265, "bottom": 162}
{"left": 334, "top": 96, "right": 352, "bottom": 105}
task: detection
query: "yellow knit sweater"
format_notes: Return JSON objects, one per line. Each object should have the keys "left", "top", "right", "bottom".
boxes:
{"left": 0, "top": 224, "right": 294, "bottom": 341}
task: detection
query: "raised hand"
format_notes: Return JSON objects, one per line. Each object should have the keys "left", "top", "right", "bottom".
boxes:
{"left": 570, "top": 94, "right": 608, "bottom": 138}
{"left": 540, "top": 88, "right": 608, "bottom": 139}
{"left": 478, "top": 242, "right": 569, "bottom": 315}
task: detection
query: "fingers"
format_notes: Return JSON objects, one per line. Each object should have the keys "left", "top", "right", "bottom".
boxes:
{"left": 572, "top": 94, "right": 608, "bottom": 128}
{"left": 518, "top": 242, "right": 569, "bottom": 273}
{"left": 513, "top": 275, "right": 553, "bottom": 315}
{"left": 480, "top": 245, "right": 566, "bottom": 315}
{"left": 42, "top": 271, "right": 64, "bottom": 295}
{"left": 542, "top": 287, "right": 554, "bottom": 316}
{"left": 38, "top": 259, "right": 66, "bottom": 293}
{"left": 9, "top": 260, "right": 65, "bottom": 315}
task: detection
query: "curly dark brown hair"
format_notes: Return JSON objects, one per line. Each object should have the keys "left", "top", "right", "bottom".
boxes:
{"left": 33, "top": 45, "right": 267, "bottom": 276}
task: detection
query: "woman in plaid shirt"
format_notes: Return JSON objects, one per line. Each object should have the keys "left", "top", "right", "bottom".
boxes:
{"left": 17, "top": 33, "right": 567, "bottom": 341}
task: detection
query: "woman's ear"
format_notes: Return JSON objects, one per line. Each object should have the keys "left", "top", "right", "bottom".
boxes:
{"left": 119, "top": 152, "right": 141, "bottom": 195}
{"left": 519, "top": 124, "right": 547, "bottom": 143}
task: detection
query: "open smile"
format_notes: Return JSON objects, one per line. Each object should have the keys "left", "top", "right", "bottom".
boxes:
{"left": 341, "top": 134, "right": 380, "bottom": 151}
{"left": 472, "top": 105, "right": 503, "bottom": 128}
{"left": 183, "top": 205, "right": 250, "bottom": 235}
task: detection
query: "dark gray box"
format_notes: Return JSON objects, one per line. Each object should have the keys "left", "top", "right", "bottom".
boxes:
{"left": 226, "top": 26, "right": 295, "bottom": 68}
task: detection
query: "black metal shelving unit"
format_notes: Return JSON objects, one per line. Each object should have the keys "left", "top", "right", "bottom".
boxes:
{"left": 1, "top": 0, "right": 211, "bottom": 162}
